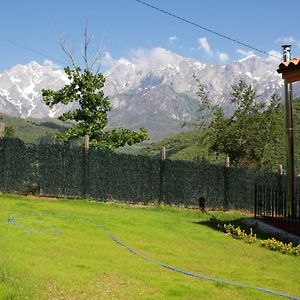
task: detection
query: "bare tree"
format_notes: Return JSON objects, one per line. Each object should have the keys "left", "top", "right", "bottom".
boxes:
{"left": 58, "top": 21, "right": 106, "bottom": 73}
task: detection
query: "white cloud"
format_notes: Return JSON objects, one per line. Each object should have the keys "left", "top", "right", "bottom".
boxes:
{"left": 217, "top": 52, "right": 229, "bottom": 63}
{"left": 43, "top": 59, "right": 61, "bottom": 69}
{"left": 129, "top": 47, "right": 178, "bottom": 71}
{"left": 236, "top": 49, "right": 254, "bottom": 58}
{"left": 196, "top": 37, "right": 231, "bottom": 63}
{"left": 266, "top": 50, "right": 282, "bottom": 62}
{"left": 102, "top": 51, "right": 115, "bottom": 67}
{"left": 168, "top": 36, "right": 178, "bottom": 44}
{"left": 275, "top": 36, "right": 300, "bottom": 50}
{"left": 198, "top": 37, "right": 213, "bottom": 55}
{"left": 275, "top": 36, "right": 296, "bottom": 45}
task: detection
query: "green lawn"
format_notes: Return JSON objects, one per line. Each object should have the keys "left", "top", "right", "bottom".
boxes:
{"left": 0, "top": 194, "right": 299, "bottom": 300}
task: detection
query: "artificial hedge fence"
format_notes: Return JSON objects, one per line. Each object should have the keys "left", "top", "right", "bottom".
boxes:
{"left": 0, "top": 137, "right": 289, "bottom": 210}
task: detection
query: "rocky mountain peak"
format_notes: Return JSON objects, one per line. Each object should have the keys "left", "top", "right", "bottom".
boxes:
{"left": 0, "top": 49, "right": 298, "bottom": 140}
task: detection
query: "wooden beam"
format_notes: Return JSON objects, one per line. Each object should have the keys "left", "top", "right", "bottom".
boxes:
{"left": 281, "top": 69, "right": 300, "bottom": 84}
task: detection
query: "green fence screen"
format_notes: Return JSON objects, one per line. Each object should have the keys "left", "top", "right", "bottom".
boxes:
{"left": 0, "top": 138, "right": 290, "bottom": 211}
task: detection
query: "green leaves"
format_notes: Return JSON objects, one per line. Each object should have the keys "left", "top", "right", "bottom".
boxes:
{"left": 42, "top": 67, "right": 148, "bottom": 149}
{"left": 197, "top": 80, "right": 283, "bottom": 168}
{"left": 90, "top": 127, "right": 148, "bottom": 150}
{"left": 4, "top": 125, "right": 15, "bottom": 137}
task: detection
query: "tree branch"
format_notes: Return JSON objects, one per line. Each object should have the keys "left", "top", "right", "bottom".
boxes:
{"left": 59, "top": 32, "right": 77, "bottom": 70}
{"left": 82, "top": 20, "right": 91, "bottom": 70}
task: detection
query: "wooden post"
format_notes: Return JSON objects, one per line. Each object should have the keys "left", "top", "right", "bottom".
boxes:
{"left": 83, "top": 134, "right": 90, "bottom": 198}
{"left": 83, "top": 134, "right": 89, "bottom": 154}
{"left": 160, "top": 146, "right": 166, "bottom": 161}
{"left": 225, "top": 155, "right": 230, "bottom": 168}
{"left": 278, "top": 164, "right": 283, "bottom": 176}
{"left": 223, "top": 155, "right": 230, "bottom": 210}
{"left": 0, "top": 123, "right": 5, "bottom": 138}
{"left": 159, "top": 147, "right": 166, "bottom": 204}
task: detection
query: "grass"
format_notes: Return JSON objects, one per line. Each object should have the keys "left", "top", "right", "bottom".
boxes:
{"left": 0, "top": 194, "right": 299, "bottom": 299}
{"left": 0, "top": 113, "right": 67, "bottom": 144}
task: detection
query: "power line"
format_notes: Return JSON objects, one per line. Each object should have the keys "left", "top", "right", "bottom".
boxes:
{"left": 0, "top": 2, "right": 282, "bottom": 66}
{"left": 0, "top": 36, "right": 65, "bottom": 65}
{"left": 133, "top": 0, "right": 282, "bottom": 60}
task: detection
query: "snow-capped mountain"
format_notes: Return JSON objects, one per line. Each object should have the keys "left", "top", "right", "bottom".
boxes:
{"left": 0, "top": 61, "right": 69, "bottom": 118}
{"left": 0, "top": 49, "right": 298, "bottom": 139}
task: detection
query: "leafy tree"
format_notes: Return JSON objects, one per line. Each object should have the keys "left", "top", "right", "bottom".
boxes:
{"left": 196, "top": 79, "right": 283, "bottom": 167}
{"left": 4, "top": 125, "right": 15, "bottom": 137}
{"left": 42, "top": 25, "right": 148, "bottom": 150}
{"left": 42, "top": 67, "right": 148, "bottom": 149}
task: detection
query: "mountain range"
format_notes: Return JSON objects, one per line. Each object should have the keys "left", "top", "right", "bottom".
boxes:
{"left": 0, "top": 48, "right": 299, "bottom": 140}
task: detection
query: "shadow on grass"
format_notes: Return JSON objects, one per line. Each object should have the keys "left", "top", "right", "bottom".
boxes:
{"left": 194, "top": 215, "right": 275, "bottom": 241}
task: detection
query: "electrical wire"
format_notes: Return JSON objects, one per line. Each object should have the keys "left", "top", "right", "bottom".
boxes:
{"left": 133, "top": 0, "right": 282, "bottom": 61}
{"left": 0, "top": 35, "right": 65, "bottom": 65}
{"left": 0, "top": 2, "right": 282, "bottom": 67}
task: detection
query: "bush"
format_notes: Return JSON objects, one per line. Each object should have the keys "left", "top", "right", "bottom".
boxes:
{"left": 261, "top": 238, "right": 300, "bottom": 256}
{"left": 222, "top": 223, "right": 257, "bottom": 244}
{"left": 216, "top": 219, "right": 300, "bottom": 256}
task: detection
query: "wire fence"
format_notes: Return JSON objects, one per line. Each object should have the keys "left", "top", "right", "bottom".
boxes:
{"left": 0, "top": 138, "right": 292, "bottom": 211}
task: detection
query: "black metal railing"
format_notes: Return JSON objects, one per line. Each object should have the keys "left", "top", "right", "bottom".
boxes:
{"left": 254, "top": 185, "right": 300, "bottom": 236}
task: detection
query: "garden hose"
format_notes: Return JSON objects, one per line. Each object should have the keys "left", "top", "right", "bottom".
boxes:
{"left": 6, "top": 215, "right": 61, "bottom": 236}
{"left": 5, "top": 214, "right": 300, "bottom": 300}
{"left": 96, "top": 224, "right": 300, "bottom": 300}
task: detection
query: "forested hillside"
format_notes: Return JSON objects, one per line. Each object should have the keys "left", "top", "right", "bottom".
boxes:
{"left": 3, "top": 96, "right": 300, "bottom": 174}
{"left": 141, "top": 97, "right": 300, "bottom": 173}
{"left": 0, "top": 114, "right": 67, "bottom": 144}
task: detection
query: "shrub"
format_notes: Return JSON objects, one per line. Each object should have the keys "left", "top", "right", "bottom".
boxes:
{"left": 222, "top": 223, "right": 257, "bottom": 244}
{"left": 261, "top": 238, "right": 300, "bottom": 256}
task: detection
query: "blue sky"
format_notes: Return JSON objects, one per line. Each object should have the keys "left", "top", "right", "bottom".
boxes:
{"left": 0, "top": 0, "right": 299, "bottom": 71}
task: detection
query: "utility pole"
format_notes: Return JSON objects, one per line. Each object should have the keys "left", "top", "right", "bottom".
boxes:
{"left": 282, "top": 44, "right": 295, "bottom": 217}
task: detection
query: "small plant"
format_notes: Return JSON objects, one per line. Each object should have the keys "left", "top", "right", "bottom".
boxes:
{"left": 223, "top": 223, "right": 257, "bottom": 244}
{"left": 198, "top": 197, "right": 206, "bottom": 211}
{"left": 261, "top": 238, "right": 300, "bottom": 256}
{"left": 24, "top": 181, "right": 40, "bottom": 196}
